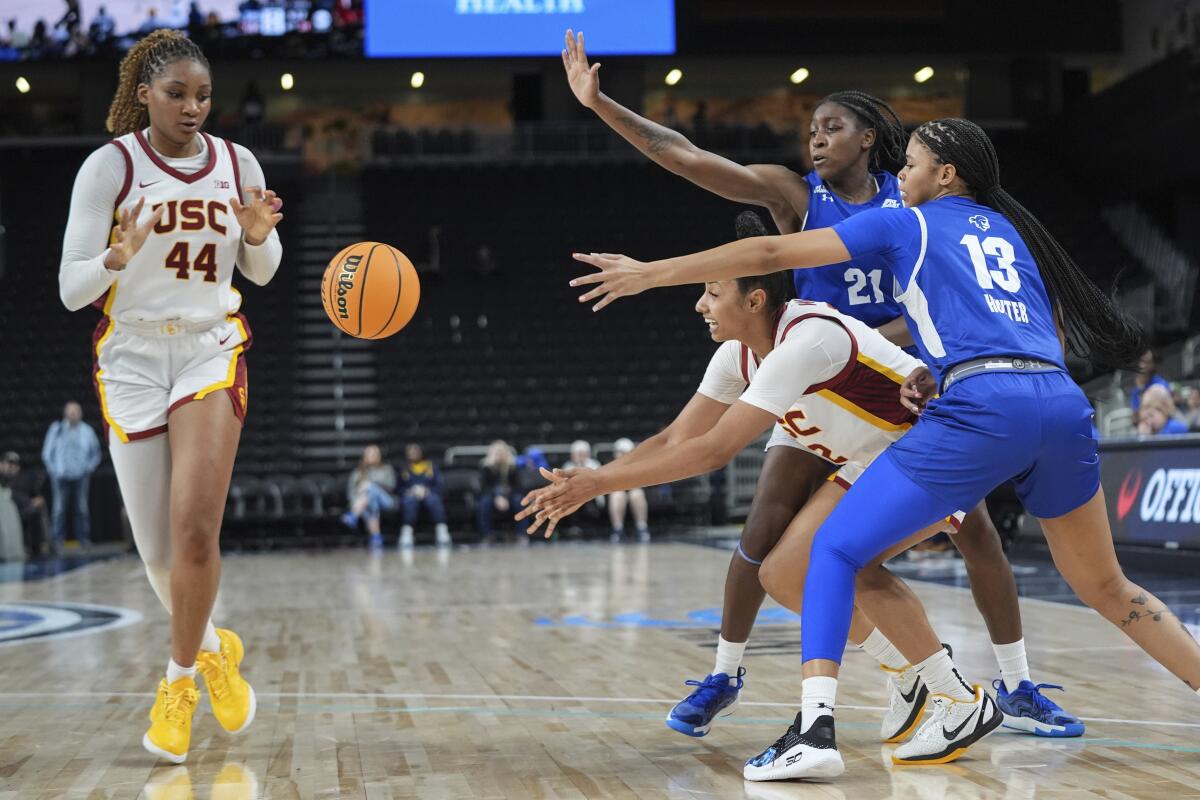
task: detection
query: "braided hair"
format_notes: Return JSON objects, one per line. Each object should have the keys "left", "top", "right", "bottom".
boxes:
{"left": 913, "top": 118, "right": 1144, "bottom": 368}
{"left": 816, "top": 91, "right": 907, "bottom": 174}
{"left": 106, "top": 29, "right": 210, "bottom": 136}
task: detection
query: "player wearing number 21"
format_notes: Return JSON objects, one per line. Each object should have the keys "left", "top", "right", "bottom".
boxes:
{"left": 58, "top": 30, "right": 282, "bottom": 764}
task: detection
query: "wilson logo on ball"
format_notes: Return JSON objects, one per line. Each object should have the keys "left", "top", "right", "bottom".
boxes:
{"left": 321, "top": 242, "right": 420, "bottom": 339}
{"left": 334, "top": 254, "right": 363, "bottom": 320}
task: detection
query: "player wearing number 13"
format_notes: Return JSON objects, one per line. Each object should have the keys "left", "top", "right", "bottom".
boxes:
{"left": 58, "top": 30, "right": 283, "bottom": 763}
{"left": 572, "top": 117, "right": 1200, "bottom": 780}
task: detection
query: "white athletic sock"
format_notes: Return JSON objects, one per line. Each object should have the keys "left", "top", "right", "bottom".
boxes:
{"left": 992, "top": 639, "right": 1032, "bottom": 692}
{"left": 200, "top": 623, "right": 221, "bottom": 653}
{"left": 800, "top": 676, "right": 837, "bottom": 733}
{"left": 166, "top": 659, "right": 197, "bottom": 685}
{"left": 914, "top": 649, "right": 975, "bottom": 701}
{"left": 713, "top": 636, "right": 747, "bottom": 677}
{"left": 858, "top": 628, "right": 908, "bottom": 671}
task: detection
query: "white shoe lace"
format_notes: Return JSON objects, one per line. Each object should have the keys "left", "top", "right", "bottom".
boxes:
{"left": 911, "top": 696, "right": 953, "bottom": 743}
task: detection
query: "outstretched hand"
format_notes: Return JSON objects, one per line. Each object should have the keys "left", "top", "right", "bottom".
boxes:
{"left": 516, "top": 466, "right": 603, "bottom": 538}
{"left": 104, "top": 197, "right": 165, "bottom": 271}
{"left": 562, "top": 29, "right": 601, "bottom": 109}
{"left": 570, "top": 252, "right": 653, "bottom": 311}
{"left": 231, "top": 186, "right": 284, "bottom": 246}
{"left": 900, "top": 366, "right": 937, "bottom": 415}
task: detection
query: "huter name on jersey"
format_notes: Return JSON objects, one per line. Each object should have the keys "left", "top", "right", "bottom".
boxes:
{"left": 456, "top": 0, "right": 584, "bottom": 13}
{"left": 1139, "top": 468, "right": 1200, "bottom": 524}
{"left": 335, "top": 254, "right": 362, "bottom": 320}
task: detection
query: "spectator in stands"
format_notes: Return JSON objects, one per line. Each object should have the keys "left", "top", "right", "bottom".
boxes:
{"left": 0, "top": 459, "right": 23, "bottom": 562}
{"left": 607, "top": 438, "right": 650, "bottom": 543}
{"left": 1130, "top": 347, "right": 1170, "bottom": 411}
{"left": 399, "top": 443, "right": 451, "bottom": 548}
{"left": 90, "top": 6, "right": 115, "bottom": 43}
{"left": 1136, "top": 384, "right": 1189, "bottom": 436}
{"left": 342, "top": 444, "right": 396, "bottom": 550}
{"left": 558, "top": 440, "right": 603, "bottom": 537}
{"left": 54, "top": 1, "right": 82, "bottom": 39}
{"left": 139, "top": 7, "right": 163, "bottom": 33}
{"left": 1182, "top": 386, "right": 1200, "bottom": 432}
{"left": 2, "top": 452, "right": 49, "bottom": 558}
{"left": 476, "top": 440, "right": 528, "bottom": 544}
{"left": 42, "top": 401, "right": 101, "bottom": 552}
{"left": 7, "top": 19, "right": 30, "bottom": 49}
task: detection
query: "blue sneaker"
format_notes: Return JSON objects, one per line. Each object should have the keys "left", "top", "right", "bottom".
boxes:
{"left": 992, "top": 679, "right": 1084, "bottom": 737}
{"left": 341, "top": 512, "right": 359, "bottom": 528}
{"left": 665, "top": 668, "right": 745, "bottom": 737}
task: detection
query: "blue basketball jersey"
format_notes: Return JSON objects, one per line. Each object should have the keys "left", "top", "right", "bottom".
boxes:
{"left": 793, "top": 170, "right": 905, "bottom": 327}
{"left": 833, "top": 195, "right": 1064, "bottom": 380}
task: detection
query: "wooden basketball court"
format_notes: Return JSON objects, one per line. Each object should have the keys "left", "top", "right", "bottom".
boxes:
{"left": 1, "top": 541, "right": 1198, "bottom": 799}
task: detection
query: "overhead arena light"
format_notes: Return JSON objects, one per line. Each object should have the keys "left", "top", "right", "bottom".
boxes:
{"left": 789, "top": 67, "right": 810, "bottom": 85}
{"left": 280, "top": 72, "right": 295, "bottom": 91}
{"left": 664, "top": 68, "right": 682, "bottom": 86}
{"left": 411, "top": 71, "right": 425, "bottom": 89}
{"left": 15, "top": 76, "right": 30, "bottom": 94}
{"left": 914, "top": 66, "right": 935, "bottom": 84}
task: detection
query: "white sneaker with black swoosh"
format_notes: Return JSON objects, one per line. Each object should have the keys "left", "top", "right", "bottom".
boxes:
{"left": 892, "top": 685, "right": 1002, "bottom": 765}
{"left": 880, "top": 665, "right": 928, "bottom": 743}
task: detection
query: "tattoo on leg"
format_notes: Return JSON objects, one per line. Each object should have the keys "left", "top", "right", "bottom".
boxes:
{"left": 1119, "top": 599, "right": 1167, "bottom": 628}
{"left": 616, "top": 114, "right": 682, "bottom": 155}
{"left": 1131, "top": 592, "right": 1148, "bottom": 606}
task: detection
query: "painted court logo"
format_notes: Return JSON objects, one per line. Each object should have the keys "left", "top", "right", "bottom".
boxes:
{"left": 0, "top": 601, "right": 140, "bottom": 647}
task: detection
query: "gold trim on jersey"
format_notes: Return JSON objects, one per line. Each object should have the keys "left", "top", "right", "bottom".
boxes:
{"left": 94, "top": 288, "right": 128, "bottom": 443}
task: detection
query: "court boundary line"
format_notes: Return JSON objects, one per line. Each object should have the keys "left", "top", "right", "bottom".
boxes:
{"left": 1, "top": 690, "right": 1197, "bottom": 729}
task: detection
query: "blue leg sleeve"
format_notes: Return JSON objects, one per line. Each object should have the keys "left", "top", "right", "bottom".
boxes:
{"left": 800, "top": 452, "right": 956, "bottom": 665}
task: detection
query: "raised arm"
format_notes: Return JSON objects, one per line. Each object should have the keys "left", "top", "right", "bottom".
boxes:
{"left": 563, "top": 30, "right": 805, "bottom": 225}
{"left": 570, "top": 228, "right": 850, "bottom": 311}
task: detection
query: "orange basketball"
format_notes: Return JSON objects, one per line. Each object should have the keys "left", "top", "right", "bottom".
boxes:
{"left": 321, "top": 242, "right": 420, "bottom": 339}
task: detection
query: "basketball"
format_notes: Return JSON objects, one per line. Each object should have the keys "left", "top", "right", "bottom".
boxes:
{"left": 321, "top": 242, "right": 420, "bottom": 339}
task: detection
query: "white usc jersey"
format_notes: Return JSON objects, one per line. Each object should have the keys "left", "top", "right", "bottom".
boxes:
{"left": 98, "top": 130, "right": 246, "bottom": 324}
{"left": 698, "top": 299, "right": 924, "bottom": 472}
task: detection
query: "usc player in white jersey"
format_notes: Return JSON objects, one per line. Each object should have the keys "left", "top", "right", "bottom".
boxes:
{"left": 519, "top": 271, "right": 988, "bottom": 777}
{"left": 58, "top": 30, "right": 283, "bottom": 763}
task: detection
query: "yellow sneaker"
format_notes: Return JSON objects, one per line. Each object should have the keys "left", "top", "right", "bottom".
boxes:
{"left": 196, "top": 628, "right": 256, "bottom": 734}
{"left": 143, "top": 677, "right": 199, "bottom": 764}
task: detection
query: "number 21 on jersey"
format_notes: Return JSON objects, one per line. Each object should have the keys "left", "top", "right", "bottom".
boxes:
{"left": 845, "top": 267, "right": 886, "bottom": 305}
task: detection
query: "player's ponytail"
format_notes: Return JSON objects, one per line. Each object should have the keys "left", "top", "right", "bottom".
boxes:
{"left": 913, "top": 118, "right": 1145, "bottom": 369}
{"left": 818, "top": 91, "right": 908, "bottom": 175}
{"left": 734, "top": 210, "right": 794, "bottom": 313}
{"left": 106, "top": 29, "right": 211, "bottom": 136}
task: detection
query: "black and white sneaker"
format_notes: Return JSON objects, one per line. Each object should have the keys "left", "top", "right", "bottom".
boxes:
{"left": 880, "top": 665, "right": 928, "bottom": 743}
{"left": 892, "top": 685, "right": 1002, "bottom": 764}
{"left": 743, "top": 712, "right": 845, "bottom": 781}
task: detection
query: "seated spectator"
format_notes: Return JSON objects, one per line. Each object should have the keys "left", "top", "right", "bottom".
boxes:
{"left": 563, "top": 440, "right": 600, "bottom": 473}
{"left": 1182, "top": 386, "right": 1200, "bottom": 432}
{"left": 1137, "top": 384, "right": 1189, "bottom": 436}
{"left": 342, "top": 444, "right": 396, "bottom": 550}
{"left": 476, "top": 440, "right": 528, "bottom": 544}
{"left": 0, "top": 453, "right": 27, "bottom": 562}
{"left": 399, "top": 443, "right": 450, "bottom": 548}
{"left": 607, "top": 438, "right": 650, "bottom": 543}
{"left": 558, "top": 440, "right": 603, "bottom": 537}
{"left": 1130, "top": 348, "right": 1170, "bottom": 411}
{"left": 1, "top": 452, "right": 48, "bottom": 558}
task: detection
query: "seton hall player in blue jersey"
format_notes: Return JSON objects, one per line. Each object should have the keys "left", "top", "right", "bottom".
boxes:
{"left": 561, "top": 30, "right": 1073, "bottom": 743}
{"left": 568, "top": 117, "right": 1200, "bottom": 781}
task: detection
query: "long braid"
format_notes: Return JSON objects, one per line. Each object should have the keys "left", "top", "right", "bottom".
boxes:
{"left": 106, "top": 29, "right": 210, "bottom": 136}
{"left": 913, "top": 118, "right": 1145, "bottom": 369}
{"left": 818, "top": 91, "right": 907, "bottom": 174}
